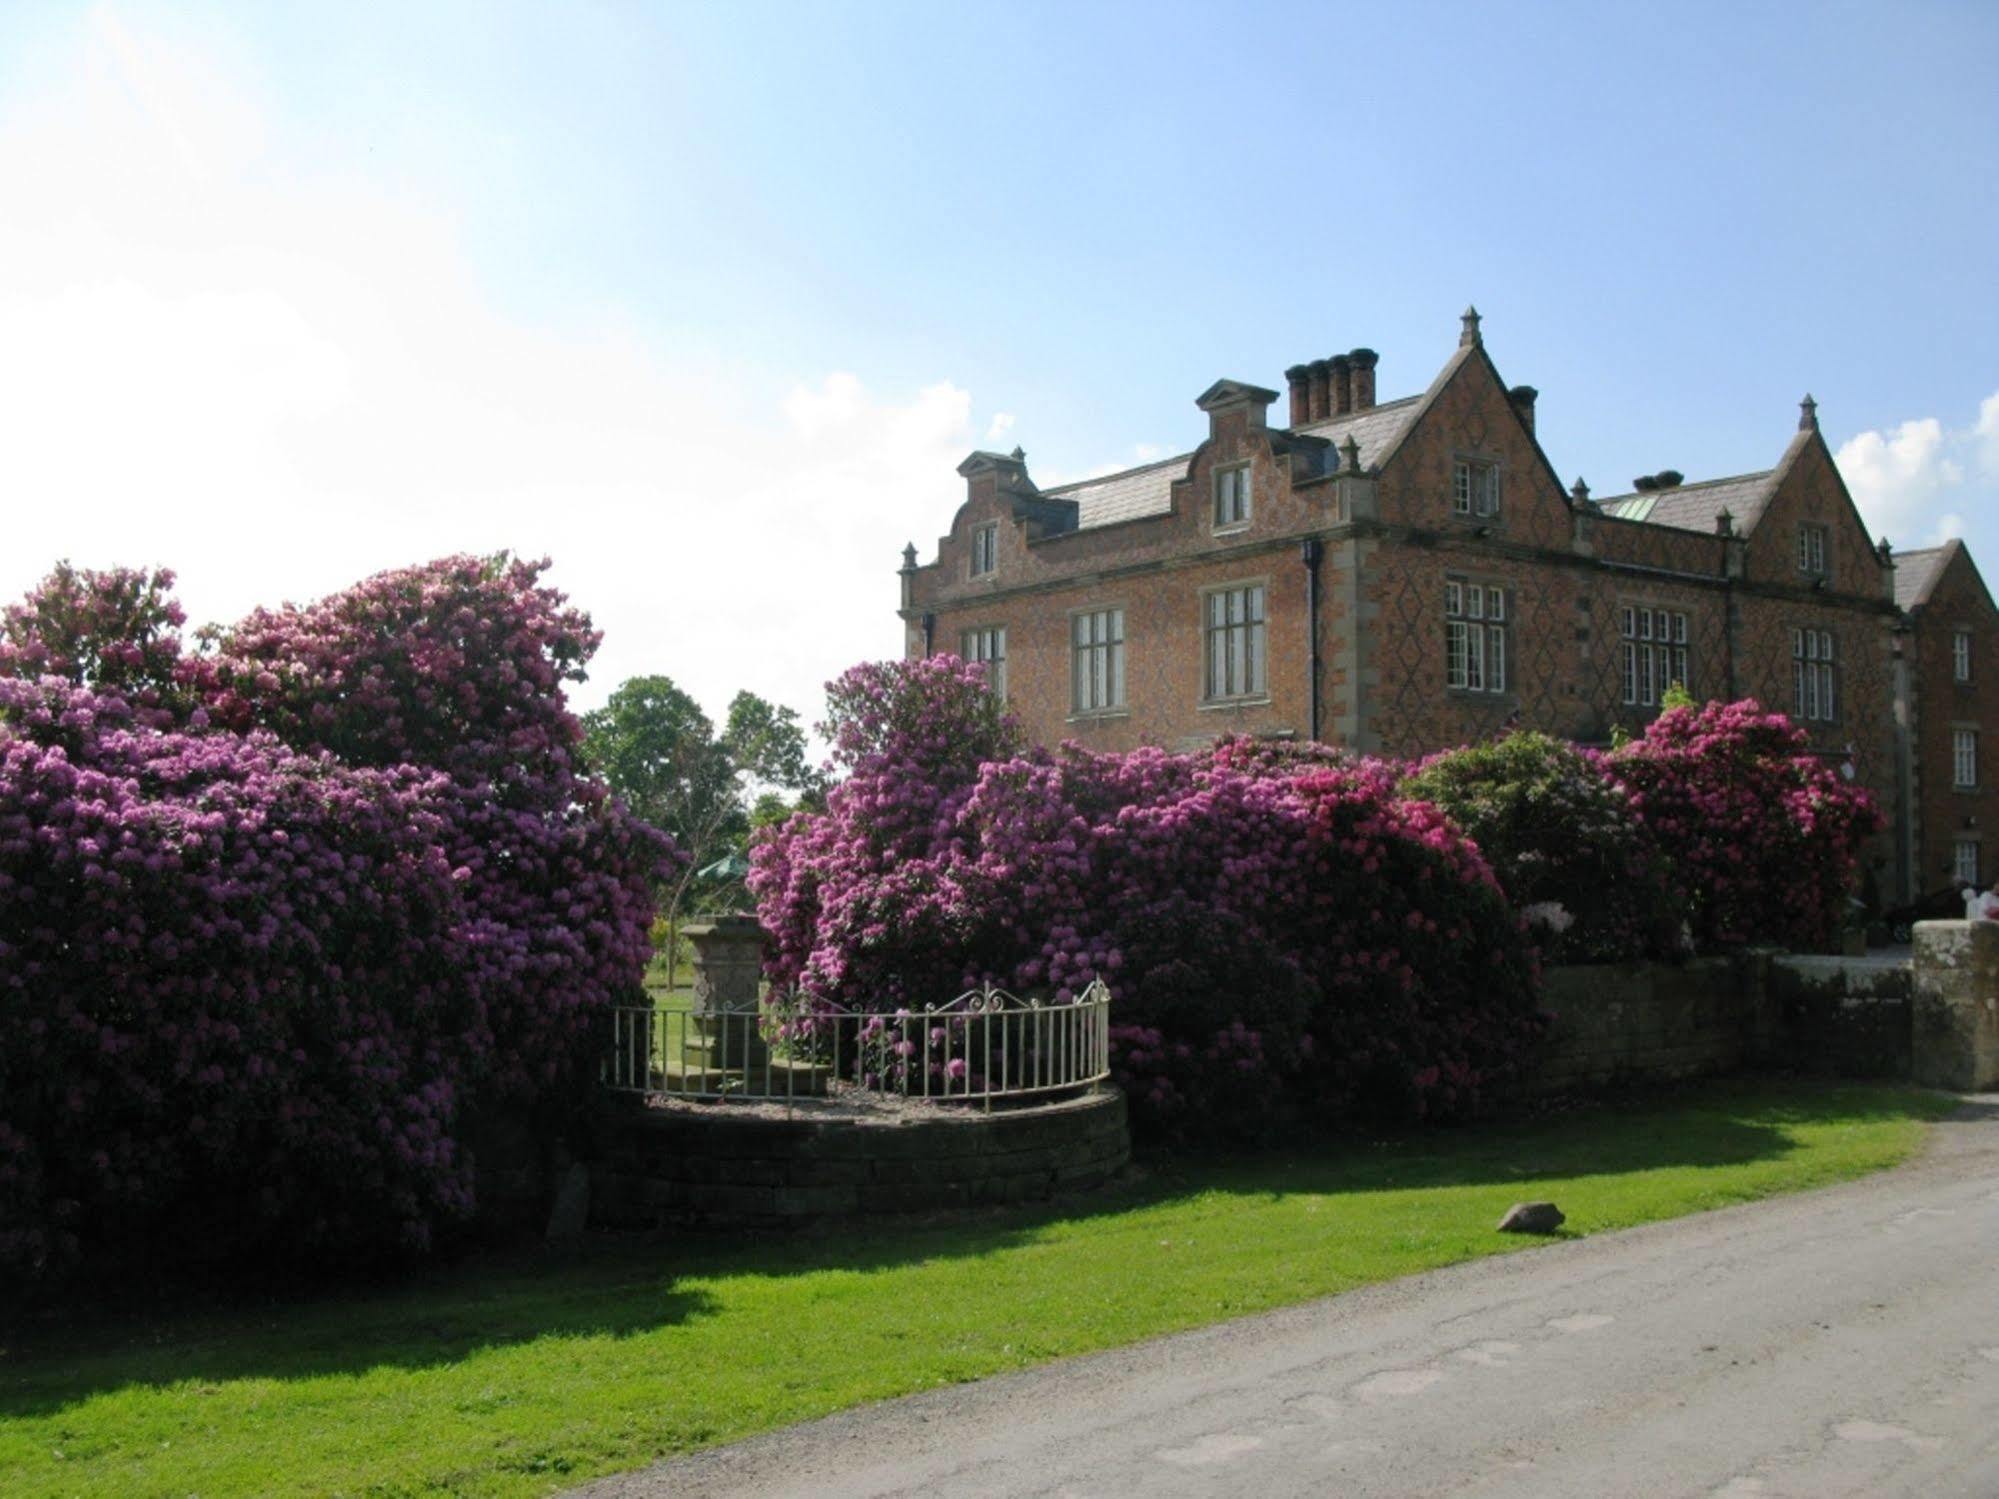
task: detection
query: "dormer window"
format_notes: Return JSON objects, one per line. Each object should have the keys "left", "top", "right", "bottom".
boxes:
{"left": 971, "top": 523, "right": 998, "bottom": 577}
{"left": 1797, "top": 523, "right": 1828, "bottom": 577}
{"left": 1214, "top": 465, "right": 1252, "bottom": 531}
{"left": 1453, "top": 459, "right": 1499, "bottom": 518}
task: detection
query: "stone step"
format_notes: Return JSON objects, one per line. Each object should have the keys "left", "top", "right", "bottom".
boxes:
{"left": 656, "top": 1055, "right": 831, "bottom": 1098}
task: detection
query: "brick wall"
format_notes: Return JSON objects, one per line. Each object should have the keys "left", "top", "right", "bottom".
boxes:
{"left": 1909, "top": 547, "right": 1999, "bottom": 893}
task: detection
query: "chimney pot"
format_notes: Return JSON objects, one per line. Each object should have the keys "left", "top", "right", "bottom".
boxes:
{"left": 1284, "top": 365, "right": 1312, "bottom": 427}
{"left": 1329, "top": 353, "right": 1353, "bottom": 416}
{"left": 1348, "top": 348, "right": 1378, "bottom": 411}
{"left": 1508, "top": 384, "right": 1538, "bottom": 435}
{"left": 1306, "top": 360, "right": 1331, "bottom": 423}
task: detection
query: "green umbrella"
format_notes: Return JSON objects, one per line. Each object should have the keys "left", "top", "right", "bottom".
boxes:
{"left": 695, "top": 852, "right": 750, "bottom": 883}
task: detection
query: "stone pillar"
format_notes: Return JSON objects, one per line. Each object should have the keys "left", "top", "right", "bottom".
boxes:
{"left": 682, "top": 914, "right": 769, "bottom": 1076}
{"left": 1911, "top": 920, "right": 1999, "bottom": 1091}
{"left": 683, "top": 914, "right": 765, "bottom": 1012}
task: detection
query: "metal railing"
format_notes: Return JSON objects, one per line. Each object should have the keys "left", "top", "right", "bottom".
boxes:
{"left": 604, "top": 980, "right": 1112, "bottom": 1111}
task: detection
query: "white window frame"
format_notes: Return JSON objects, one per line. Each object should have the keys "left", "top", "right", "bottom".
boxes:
{"left": 1955, "top": 629, "right": 1973, "bottom": 684}
{"left": 961, "top": 626, "right": 1007, "bottom": 701}
{"left": 1452, "top": 458, "right": 1501, "bottom": 519}
{"left": 1956, "top": 838, "right": 1981, "bottom": 887}
{"left": 970, "top": 523, "right": 999, "bottom": 578}
{"left": 1792, "top": 627, "right": 1837, "bottom": 722}
{"left": 1797, "top": 522, "right": 1828, "bottom": 577}
{"left": 1213, "top": 464, "right": 1252, "bottom": 532}
{"left": 1070, "top": 607, "right": 1125, "bottom": 715}
{"left": 1202, "top": 582, "right": 1267, "bottom": 702}
{"left": 1620, "top": 605, "right": 1691, "bottom": 707}
{"left": 1445, "top": 579, "right": 1508, "bottom": 694}
{"left": 1955, "top": 726, "right": 1978, "bottom": 790}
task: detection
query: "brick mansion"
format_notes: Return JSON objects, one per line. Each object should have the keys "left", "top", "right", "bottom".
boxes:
{"left": 896, "top": 310, "right": 1999, "bottom": 906}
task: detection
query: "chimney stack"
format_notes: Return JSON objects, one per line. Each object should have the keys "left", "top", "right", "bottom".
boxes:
{"left": 1285, "top": 348, "right": 1379, "bottom": 424}
{"left": 1508, "top": 384, "right": 1538, "bottom": 435}
{"left": 1329, "top": 354, "right": 1352, "bottom": 415}
{"left": 1284, "top": 366, "right": 1311, "bottom": 426}
{"left": 1348, "top": 348, "right": 1378, "bottom": 411}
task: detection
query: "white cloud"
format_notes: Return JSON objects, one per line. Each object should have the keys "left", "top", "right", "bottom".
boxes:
{"left": 985, "top": 411, "right": 1015, "bottom": 443}
{"left": 0, "top": 12, "right": 982, "bottom": 732}
{"left": 1835, "top": 400, "right": 1995, "bottom": 549}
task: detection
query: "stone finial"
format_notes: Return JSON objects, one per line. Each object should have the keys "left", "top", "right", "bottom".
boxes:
{"left": 1340, "top": 433, "right": 1362, "bottom": 474}
{"left": 1460, "top": 304, "right": 1483, "bottom": 348}
{"left": 1010, "top": 446, "right": 1026, "bottom": 463}
{"left": 900, "top": 542, "right": 918, "bottom": 571}
{"left": 1570, "top": 477, "right": 1591, "bottom": 505}
{"left": 1716, "top": 507, "right": 1735, "bottom": 538}
{"left": 1799, "top": 393, "right": 1818, "bottom": 431}
{"left": 1877, "top": 536, "right": 1894, "bottom": 563}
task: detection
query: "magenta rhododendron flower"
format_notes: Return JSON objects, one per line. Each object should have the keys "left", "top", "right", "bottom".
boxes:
{"left": 0, "top": 555, "right": 678, "bottom": 1280}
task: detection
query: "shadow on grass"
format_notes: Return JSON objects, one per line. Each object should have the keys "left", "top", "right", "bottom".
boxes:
{"left": 0, "top": 1078, "right": 1947, "bottom": 1417}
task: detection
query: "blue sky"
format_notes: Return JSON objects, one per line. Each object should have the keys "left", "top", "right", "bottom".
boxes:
{"left": 2, "top": 1, "right": 1994, "bottom": 725}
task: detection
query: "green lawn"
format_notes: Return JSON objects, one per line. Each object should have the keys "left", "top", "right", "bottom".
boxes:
{"left": 0, "top": 1080, "right": 1956, "bottom": 1498}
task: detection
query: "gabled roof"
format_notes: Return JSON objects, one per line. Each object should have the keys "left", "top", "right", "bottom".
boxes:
{"left": 1597, "top": 470, "right": 1779, "bottom": 534}
{"left": 1893, "top": 544, "right": 1953, "bottom": 612}
{"left": 1042, "top": 395, "right": 1424, "bottom": 532}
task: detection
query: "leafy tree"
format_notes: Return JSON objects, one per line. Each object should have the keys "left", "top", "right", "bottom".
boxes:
{"left": 583, "top": 678, "right": 819, "bottom": 978}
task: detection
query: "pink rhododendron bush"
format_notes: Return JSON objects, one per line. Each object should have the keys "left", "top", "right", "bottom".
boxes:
{"left": 750, "top": 659, "right": 1549, "bottom": 1140}
{"left": 0, "top": 560, "right": 674, "bottom": 1279}
{"left": 1607, "top": 700, "right": 1881, "bottom": 952}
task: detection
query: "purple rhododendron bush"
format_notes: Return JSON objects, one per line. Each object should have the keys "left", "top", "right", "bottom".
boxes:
{"left": 751, "top": 658, "right": 1549, "bottom": 1140}
{"left": 0, "top": 560, "right": 674, "bottom": 1280}
{"left": 1608, "top": 699, "right": 1882, "bottom": 952}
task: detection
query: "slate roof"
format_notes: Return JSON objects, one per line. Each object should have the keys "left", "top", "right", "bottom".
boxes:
{"left": 1892, "top": 545, "right": 1951, "bottom": 611}
{"left": 1042, "top": 395, "right": 1424, "bottom": 531}
{"left": 1596, "top": 470, "right": 1779, "bottom": 534}
{"left": 1042, "top": 453, "right": 1190, "bottom": 529}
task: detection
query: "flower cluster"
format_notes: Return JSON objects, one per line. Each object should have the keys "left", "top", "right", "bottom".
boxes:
{"left": 1403, "top": 732, "right": 1681, "bottom": 963}
{"left": 752, "top": 664, "right": 1548, "bottom": 1139}
{"left": 0, "top": 557, "right": 677, "bottom": 1279}
{"left": 1607, "top": 700, "right": 1881, "bottom": 952}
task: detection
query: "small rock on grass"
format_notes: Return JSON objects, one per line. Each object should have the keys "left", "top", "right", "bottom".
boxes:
{"left": 1497, "top": 1201, "right": 1565, "bottom": 1234}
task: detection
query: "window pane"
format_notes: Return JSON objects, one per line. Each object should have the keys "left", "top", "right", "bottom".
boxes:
{"left": 1446, "top": 581, "right": 1463, "bottom": 616}
{"left": 1489, "top": 625, "right": 1506, "bottom": 692}
{"left": 1467, "top": 627, "right": 1485, "bottom": 691}
{"left": 1623, "top": 641, "right": 1637, "bottom": 704}
{"left": 1621, "top": 606, "right": 1635, "bottom": 639}
{"left": 1489, "top": 589, "right": 1505, "bottom": 622}
{"left": 1110, "top": 635, "right": 1124, "bottom": 706}
{"left": 1448, "top": 621, "right": 1467, "bottom": 688}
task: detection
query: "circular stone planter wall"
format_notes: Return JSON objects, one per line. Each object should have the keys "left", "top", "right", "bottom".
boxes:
{"left": 591, "top": 1087, "right": 1129, "bottom": 1230}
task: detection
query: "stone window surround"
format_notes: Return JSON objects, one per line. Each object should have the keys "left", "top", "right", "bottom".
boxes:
{"left": 1797, "top": 521, "right": 1829, "bottom": 577}
{"left": 970, "top": 522, "right": 999, "bottom": 579}
{"left": 1213, "top": 462, "right": 1252, "bottom": 536}
{"left": 1445, "top": 573, "right": 1512, "bottom": 697}
{"left": 1066, "top": 602, "right": 1128, "bottom": 721}
{"left": 1450, "top": 451, "right": 1504, "bottom": 524}
{"left": 1620, "top": 601, "right": 1692, "bottom": 708}
{"left": 1198, "top": 575, "right": 1271, "bottom": 708}
{"left": 1953, "top": 722, "right": 1979, "bottom": 792}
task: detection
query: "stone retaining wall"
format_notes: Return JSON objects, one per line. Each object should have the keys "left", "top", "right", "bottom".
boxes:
{"left": 592, "top": 1086, "right": 1129, "bottom": 1230}
{"left": 1532, "top": 955, "right": 1773, "bottom": 1094}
